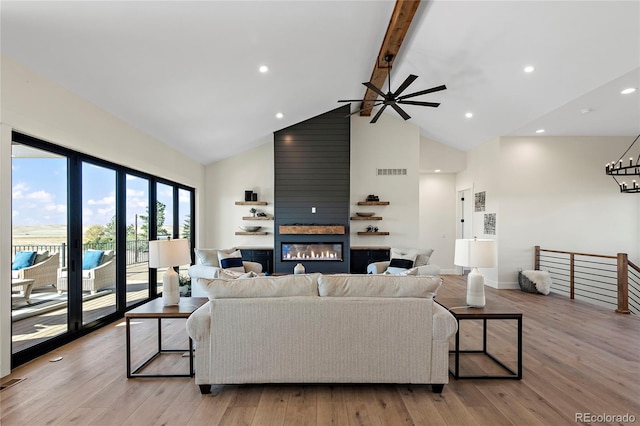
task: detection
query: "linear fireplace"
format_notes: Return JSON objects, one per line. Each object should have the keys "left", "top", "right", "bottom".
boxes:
{"left": 281, "top": 243, "right": 343, "bottom": 262}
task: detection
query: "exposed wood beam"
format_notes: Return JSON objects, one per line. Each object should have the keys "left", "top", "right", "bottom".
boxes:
{"left": 360, "top": 0, "right": 421, "bottom": 116}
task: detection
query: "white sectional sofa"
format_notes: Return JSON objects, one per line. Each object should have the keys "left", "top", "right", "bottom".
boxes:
{"left": 186, "top": 273, "right": 457, "bottom": 394}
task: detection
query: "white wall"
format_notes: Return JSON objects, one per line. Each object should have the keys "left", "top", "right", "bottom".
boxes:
{"left": 1, "top": 56, "right": 205, "bottom": 377}
{"left": 419, "top": 173, "right": 457, "bottom": 272}
{"left": 350, "top": 114, "right": 420, "bottom": 247}
{"left": 498, "top": 136, "right": 639, "bottom": 285}
{"left": 204, "top": 140, "right": 274, "bottom": 249}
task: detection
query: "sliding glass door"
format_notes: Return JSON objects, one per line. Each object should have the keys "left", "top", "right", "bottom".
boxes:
{"left": 11, "top": 143, "right": 68, "bottom": 353}
{"left": 10, "top": 131, "right": 196, "bottom": 367}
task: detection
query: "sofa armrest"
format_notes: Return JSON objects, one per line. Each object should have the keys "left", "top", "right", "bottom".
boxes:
{"left": 367, "top": 261, "right": 390, "bottom": 274}
{"left": 432, "top": 303, "right": 458, "bottom": 342}
{"left": 243, "top": 261, "right": 263, "bottom": 274}
{"left": 186, "top": 302, "right": 211, "bottom": 342}
{"left": 415, "top": 264, "right": 441, "bottom": 276}
{"left": 188, "top": 264, "right": 222, "bottom": 280}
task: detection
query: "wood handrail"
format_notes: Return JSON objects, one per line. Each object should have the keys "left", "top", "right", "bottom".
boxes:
{"left": 535, "top": 246, "right": 632, "bottom": 314}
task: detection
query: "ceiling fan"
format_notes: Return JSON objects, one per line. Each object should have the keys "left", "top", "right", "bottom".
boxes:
{"left": 339, "top": 54, "right": 446, "bottom": 123}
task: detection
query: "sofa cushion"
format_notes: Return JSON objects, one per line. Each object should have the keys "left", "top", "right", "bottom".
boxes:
{"left": 202, "top": 274, "right": 319, "bottom": 299}
{"left": 391, "top": 248, "right": 434, "bottom": 267}
{"left": 83, "top": 250, "right": 104, "bottom": 270}
{"left": 34, "top": 250, "right": 50, "bottom": 265}
{"left": 318, "top": 274, "right": 441, "bottom": 298}
{"left": 217, "top": 250, "right": 244, "bottom": 272}
{"left": 12, "top": 251, "right": 37, "bottom": 270}
{"left": 194, "top": 248, "right": 220, "bottom": 267}
{"left": 101, "top": 250, "right": 115, "bottom": 264}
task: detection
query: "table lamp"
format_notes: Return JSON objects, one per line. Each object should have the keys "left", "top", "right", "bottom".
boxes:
{"left": 149, "top": 238, "right": 191, "bottom": 306}
{"left": 454, "top": 237, "right": 497, "bottom": 307}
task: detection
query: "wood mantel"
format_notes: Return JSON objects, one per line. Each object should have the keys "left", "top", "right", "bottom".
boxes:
{"left": 279, "top": 225, "right": 345, "bottom": 235}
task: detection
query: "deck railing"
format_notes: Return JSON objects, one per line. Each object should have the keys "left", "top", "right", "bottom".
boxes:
{"left": 12, "top": 240, "right": 149, "bottom": 268}
{"left": 534, "top": 246, "right": 639, "bottom": 315}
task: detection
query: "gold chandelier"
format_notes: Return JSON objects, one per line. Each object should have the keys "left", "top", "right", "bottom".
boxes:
{"left": 605, "top": 134, "right": 640, "bottom": 193}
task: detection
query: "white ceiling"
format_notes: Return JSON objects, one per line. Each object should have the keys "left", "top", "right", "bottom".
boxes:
{"left": 2, "top": 1, "right": 639, "bottom": 165}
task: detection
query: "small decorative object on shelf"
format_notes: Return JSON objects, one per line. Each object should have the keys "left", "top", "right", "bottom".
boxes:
{"left": 366, "top": 225, "right": 379, "bottom": 232}
{"left": 249, "top": 207, "right": 257, "bottom": 217}
{"left": 257, "top": 212, "right": 268, "bottom": 217}
{"left": 252, "top": 193, "right": 258, "bottom": 201}
{"left": 366, "top": 194, "right": 380, "bottom": 202}
{"left": 294, "top": 263, "right": 306, "bottom": 274}
{"left": 245, "top": 190, "right": 253, "bottom": 201}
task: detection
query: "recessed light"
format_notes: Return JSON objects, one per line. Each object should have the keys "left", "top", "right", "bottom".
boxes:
{"left": 259, "top": 65, "right": 269, "bottom": 73}
{"left": 580, "top": 108, "right": 592, "bottom": 115}
{"left": 621, "top": 87, "right": 636, "bottom": 95}
{"left": 524, "top": 65, "right": 535, "bottom": 73}
{"left": 434, "top": 169, "right": 441, "bottom": 173}
{"left": 465, "top": 112, "right": 473, "bottom": 118}
{"left": 535, "top": 129, "right": 545, "bottom": 134}
{"left": 276, "top": 112, "right": 284, "bottom": 119}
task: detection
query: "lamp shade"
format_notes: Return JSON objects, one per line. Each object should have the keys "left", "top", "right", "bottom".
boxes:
{"left": 454, "top": 238, "right": 497, "bottom": 268}
{"left": 148, "top": 239, "right": 191, "bottom": 268}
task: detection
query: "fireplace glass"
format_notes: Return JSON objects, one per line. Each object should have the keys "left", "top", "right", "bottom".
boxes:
{"left": 281, "top": 243, "right": 343, "bottom": 261}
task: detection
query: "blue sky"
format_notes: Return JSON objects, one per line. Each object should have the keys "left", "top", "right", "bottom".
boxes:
{"left": 12, "top": 158, "right": 190, "bottom": 229}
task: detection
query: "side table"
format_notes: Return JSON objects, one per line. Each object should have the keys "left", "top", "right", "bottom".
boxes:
{"left": 436, "top": 297, "right": 522, "bottom": 380}
{"left": 125, "top": 297, "right": 207, "bottom": 378}
{"left": 11, "top": 278, "right": 35, "bottom": 303}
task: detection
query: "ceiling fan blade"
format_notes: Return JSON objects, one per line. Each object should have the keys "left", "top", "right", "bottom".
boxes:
{"left": 338, "top": 99, "right": 374, "bottom": 103}
{"left": 397, "top": 84, "right": 447, "bottom": 101}
{"left": 345, "top": 101, "right": 384, "bottom": 117}
{"left": 393, "top": 74, "right": 418, "bottom": 97}
{"left": 398, "top": 100, "right": 441, "bottom": 107}
{"left": 390, "top": 103, "right": 411, "bottom": 120}
{"left": 363, "top": 82, "right": 388, "bottom": 98}
{"left": 370, "top": 105, "right": 388, "bottom": 123}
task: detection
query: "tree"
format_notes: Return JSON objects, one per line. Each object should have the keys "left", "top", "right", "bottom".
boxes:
{"left": 84, "top": 224, "right": 106, "bottom": 244}
{"left": 139, "top": 201, "right": 170, "bottom": 239}
{"left": 182, "top": 214, "right": 191, "bottom": 239}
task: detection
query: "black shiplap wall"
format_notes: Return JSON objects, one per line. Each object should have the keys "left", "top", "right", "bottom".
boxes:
{"left": 274, "top": 105, "right": 350, "bottom": 273}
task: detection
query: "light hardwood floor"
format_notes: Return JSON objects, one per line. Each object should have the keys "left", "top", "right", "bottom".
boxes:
{"left": 1, "top": 275, "right": 639, "bottom": 425}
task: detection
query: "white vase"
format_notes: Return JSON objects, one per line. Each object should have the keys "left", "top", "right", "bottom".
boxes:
{"left": 294, "top": 263, "right": 305, "bottom": 275}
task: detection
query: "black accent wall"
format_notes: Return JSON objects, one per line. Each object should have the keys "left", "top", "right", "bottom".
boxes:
{"left": 274, "top": 105, "right": 351, "bottom": 273}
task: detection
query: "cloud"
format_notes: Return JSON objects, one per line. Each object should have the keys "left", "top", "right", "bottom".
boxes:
{"left": 26, "top": 190, "right": 54, "bottom": 203}
{"left": 12, "top": 182, "right": 29, "bottom": 199}
{"left": 88, "top": 195, "right": 115, "bottom": 207}
{"left": 12, "top": 210, "right": 18, "bottom": 217}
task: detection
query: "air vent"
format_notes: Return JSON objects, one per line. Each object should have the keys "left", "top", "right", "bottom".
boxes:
{"left": 376, "top": 168, "right": 407, "bottom": 176}
{"left": 1, "top": 378, "right": 25, "bottom": 391}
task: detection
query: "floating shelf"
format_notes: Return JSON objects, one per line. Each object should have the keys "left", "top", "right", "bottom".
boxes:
{"left": 279, "top": 225, "right": 345, "bottom": 235}
{"left": 357, "top": 201, "right": 390, "bottom": 206}
{"left": 235, "top": 201, "right": 268, "bottom": 206}
{"left": 350, "top": 216, "right": 382, "bottom": 221}
{"left": 235, "top": 231, "right": 269, "bottom": 236}
{"left": 357, "top": 232, "right": 390, "bottom": 236}
{"left": 242, "top": 216, "right": 274, "bottom": 220}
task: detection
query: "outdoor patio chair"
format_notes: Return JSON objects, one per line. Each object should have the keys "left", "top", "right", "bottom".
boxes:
{"left": 12, "top": 251, "right": 60, "bottom": 292}
{"left": 57, "top": 250, "right": 116, "bottom": 294}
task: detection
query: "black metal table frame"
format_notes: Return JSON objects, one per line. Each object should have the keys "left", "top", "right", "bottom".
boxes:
{"left": 126, "top": 316, "right": 194, "bottom": 378}
{"left": 450, "top": 315, "right": 522, "bottom": 380}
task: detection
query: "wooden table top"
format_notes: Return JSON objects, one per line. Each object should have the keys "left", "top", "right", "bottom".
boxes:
{"left": 125, "top": 297, "right": 208, "bottom": 319}
{"left": 435, "top": 297, "right": 522, "bottom": 319}
{"left": 11, "top": 278, "right": 35, "bottom": 286}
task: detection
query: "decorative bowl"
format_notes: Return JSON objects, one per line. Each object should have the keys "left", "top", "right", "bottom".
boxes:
{"left": 239, "top": 225, "right": 261, "bottom": 232}
{"left": 356, "top": 212, "right": 375, "bottom": 217}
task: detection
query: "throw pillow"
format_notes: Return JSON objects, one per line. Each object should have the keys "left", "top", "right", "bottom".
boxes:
{"left": 217, "top": 249, "right": 245, "bottom": 273}
{"left": 390, "top": 248, "right": 434, "bottom": 267}
{"left": 194, "top": 248, "right": 220, "bottom": 267}
{"left": 34, "top": 250, "right": 50, "bottom": 265}
{"left": 12, "top": 251, "right": 37, "bottom": 270}
{"left": 83, "top": 250, "right": 104, "bottom": 270}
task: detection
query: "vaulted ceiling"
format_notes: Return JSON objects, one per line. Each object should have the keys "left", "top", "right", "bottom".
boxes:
{"left": 2, "top": 1, "right": 639, "bottom": 165}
